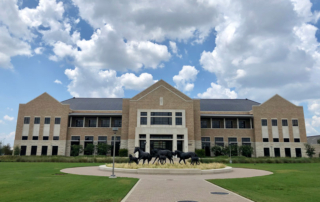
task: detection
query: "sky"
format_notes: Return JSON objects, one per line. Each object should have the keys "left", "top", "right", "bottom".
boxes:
{"left": 1, "top": 0, "right": 320, "bottom": 147}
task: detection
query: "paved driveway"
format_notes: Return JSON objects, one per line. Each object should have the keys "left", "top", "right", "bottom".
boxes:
{"left": 61, "top": 166, "right": 272, "bottom": 202}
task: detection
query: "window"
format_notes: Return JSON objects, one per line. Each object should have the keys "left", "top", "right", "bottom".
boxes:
{"left": 141, "top": 112, "right": 147, "bottom": 116}
{"left": 151, "top": 112, "right": 172, "bottom": 116}
{"left": 242, "top": 138, "right": 251, "bottom": 146}
{"left": 85, "top": 136, "right": 94, "bottom": 141}
{"left": 284, "top": 138, "right": 290, "bottom": 142}
{"left": 294, "top": 138, "right": 300, "bottom": 142}
{"left": 201, "top": 120, "right": 208, "bottom": 128}
{"left": 52, "top": 146, "right": 58, "bottom": 156}
{"left": 139, "top": 135, "right": 146, "bottom": 139}
{"left": 273, "top": 138, "right": 279, "bottom": 142}
{"left": 272, "top": 119, "right": 277, "bottom": 126}
{"left": 24, "top": 117, "right": 30, "bottom": 124}
{"left": 228, "top": 137, "right": 237, "bottom": 145}
{"left": 239, "top": 120, "right": 246, "bottom": 128}
{"left": 292, "top": 119, "right": 298, "bottom": 126}
{"left": 175, "top": 112, "right": 182, "bottom": 116}
{"left": 201, "top": 137, "right": 211, "bottom": 157}
{"left": 212, "top": 120, "right": 221, "bottom": 128}
{"left": 88, "top": 118, "right": 96, "bottom": 127}
{"left": 263, "top": 138, "right": 269, "bottom": 142}
{"left": 22, "top": 136, "right": 28, "bottom": 140}
{"left": 176, "top": 117, "right": 182, "bottom": 125}
{"left": 100, "top": 118, "right": 110, "bottom": 127}
{"left": 43, "top": 136, "right": 49, "bottom": 140}
{"left": 150, "top": 135, "right": 172, "bottom": 139}
{"left": 264, "top": 148, "right": 270, "bottom": 157}
{"left": 98, "top": 136, "right": 107, "bottom": 143}
{"left": 41, "top": 146, "right": 48, "bottom": 156}
{"left": 44, "top": 118, "right": 50, "bottom": 124}
{"left": 112, "top": 117, "right": 122, "bottom": 127}
{"left": 32, "top": 136, "right": 38, "bottom": 140}
{"left": 75, "top": 119, "right": 83, "bottom": 127}
{"left": 177, "top": 135, "right": 184, "bottom": 139}
{"left": 53, "top": 136, "right": 59, "bottom": 140}
{"left": 201, "top": 137, "right": 210, "bottom": 142}
{"left": 140, "top": 117, "right": 147, "bottom": 125}
{"left": 285, "top": 148, "right": 291, "bottom": 157}
{"left": 31, "top": 146, "right": 37, "bottom": 155}
{"left": 55, "top": 118, "right": 61, "bottom": 124}
{"left": 71, "top": 136, "right": 80, "bottom": 141}
{"left": 215, "top": 137, "right": 224, "bottom": 146}
{"left": 261, "top": 119, "right": 267, "bottom": 126}
{"left": 282, "top": 120, "right": 288, "bottom": 126}
{"left": 274, "top": 148, "right": 280, "bottom": 157}
{"left": 151, "top": 117, "right": 172, "bottom": 125}
{"left": 34, "top": 117, "right": 40, "bottom": 124}
{"left": 295, "top": 148, "right": 302, "bottom": 157}
{"left": 111, "top": 136, "right": 121, "bottom": 141}
{"left": 226, "top": 120, "right": 234, "bottom": 128}
{"left": 20, "top": 146, "right": 27, "bottom": 156}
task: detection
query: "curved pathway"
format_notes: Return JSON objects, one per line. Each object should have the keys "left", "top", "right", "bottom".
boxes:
{"left": 61, "top": 166, "right": 272, "bottom": 202}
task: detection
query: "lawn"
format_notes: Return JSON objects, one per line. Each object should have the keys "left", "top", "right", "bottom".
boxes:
{"left": 0, "top": 162, "right": 138, "bottom": 202}
{"left": 208, "top": 163, "right": 320, "bottom": 202}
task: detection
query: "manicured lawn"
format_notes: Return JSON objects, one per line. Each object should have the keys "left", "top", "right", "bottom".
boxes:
{"left": 0, "top": 163, "right": 138, "bottom": 202}
{"left": 208, "top": 163, "right": 320, "bottom": 202}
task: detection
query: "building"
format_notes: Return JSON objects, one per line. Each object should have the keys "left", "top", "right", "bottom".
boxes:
{"left": 307, "top": 135, "right": 320, "bottom": 156}
{"left": 13, "top": 80, "right": 307, "bottom": 157}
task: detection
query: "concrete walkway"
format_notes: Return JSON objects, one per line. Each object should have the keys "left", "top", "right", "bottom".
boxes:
{"left": 61, "top": 166, "right": 272, "bottom": 202}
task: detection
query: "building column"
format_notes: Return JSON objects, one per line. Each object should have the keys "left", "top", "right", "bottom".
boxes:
{"left": 237, "top": 118, "right": 239, "bottom": 129}
{"left": 184, "top": 133, "right": 188, "bottom": 152}
{"left": 173, "top": 134, "right": 177, "bottom": 152}
{"left": 110, "top": 117, "right": 112, "bottom": 128}
{"left": 83, "top": 117, "right": 85, "bottom": 128}
{"left": 250, "top": 118, "right": 252, "bottom": 129}
{"left": 224, "top": 118, "right": 226, "bottom": 129}
{"left": 47, "top": 145, "right": 52, "bottom": 156}
{"left": 146, "top": 134, "right": 150, "bottom": 154}
{"left": 96, "top": 117, "right": 98, "bottom": 128}
{"left": 211, "top": 118, "right": 213, "bottom": 128}
{"left": 70, "top": 117, "right": 72, "bottom": 127}
{"left": 135, "top": 132, "right": 139, "bottom": 157}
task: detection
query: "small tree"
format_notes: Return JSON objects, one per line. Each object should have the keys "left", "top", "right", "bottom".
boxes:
{"left": 119, "top": 149, "right": 128, "bottom": 157}
{"left": 97, "top": 144, "right": 111, "bottom": 155}
{"left": 0, "top": 141, "right": 3, "bottom": 155}
{"left": 84, "top": 143, "right": 95, "bottom": 155}
{"left": 71, "top": 145, "right": 83, "bottom": 156}
{"left": 304, "top": 143, "right": 315, "bottom": 158}
{"left": 2, "top": 143, "right": 12, "bottom": 155}
{"left": 195, "top": 149, "right": 205, "bottom": 157}
{"left": 224, "top": 145, "right": 238, "bottom": 157}
{"left": 211, "top": 145, "right": 225, "bottom": 156}
{"left": 14, "top": 146, "right": 20, "bottom": 156}
{"left": 239, "top": 145, "right": 254, "bottom": 157}
{"left": 317, "top": 139, "right": 320, "bottom": 144}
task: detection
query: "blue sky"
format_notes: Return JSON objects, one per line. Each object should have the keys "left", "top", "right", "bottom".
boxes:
{"left": 1, "top": 0, "right": 320, "bottom": 146}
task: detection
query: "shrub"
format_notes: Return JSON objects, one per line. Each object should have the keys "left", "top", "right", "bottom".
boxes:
{"left": 97, "top": 144, "right": 111, "bottom": 155}
{"left": 195, "top": 149, "right": 205, "bottom": 157}
{"left": 304, "top": 143, "right": 316, "bottom": 158}
{"left": 224, "top": 145, "right": 238, "bottom": 156}
{"left": 2, "top": 144, "right": 12, "bottom": 155}
{"left": 318, "top": 139, "right": 320, "bottom": 144}
{"left": 13, "top": 146, "right": 20, "bottom": 156}
{"left": 239, "top": 145, "right": 254, "bottom": 157}
{"left": 71, "top": 145, "right": 84, "bottom": 156}
{"left": 84, "top": 144, "right": 95, "bottom": 155}
{"left": 211, "top": 146, "right": 225, "bottom": 156}
{"left": 119, "top": 149, "right": 128, "bottom": 157}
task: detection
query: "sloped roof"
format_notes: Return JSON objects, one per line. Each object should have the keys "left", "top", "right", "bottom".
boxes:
{"left": 61, "top": 98, "right": 123, "bottom": 110}
{"left": 200, "top": 99, "right": 260, "bottom": 111}
{"left": 307, "top": 135, "right": 320, "bottom": 145}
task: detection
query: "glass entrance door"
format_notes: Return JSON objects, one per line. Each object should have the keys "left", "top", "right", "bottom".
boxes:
{"left": 150, "top": 140, "right": 172, "bottom": 153}
{"left": 177, "top": 140, "right": 183, "bottom": 152}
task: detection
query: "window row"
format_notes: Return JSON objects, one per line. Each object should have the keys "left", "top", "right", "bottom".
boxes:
{"left": 262, "top": 138, "right": 300, "bottom": 143}
{"left": 201, "top": 137, "right": 251, "bottom": 147}
{"left": 261, "top": 119, "right": 298, "bottom": 126}
{"left": 69, "top": 117, "right": 122, "bottom": 127}
{"left": 140, "top": 111, "right": 183, "bottom": 126}
{"left": 201, "top": 118, "right": 252, "bottom": 129}
{"left": 263, "top": 147, "right": 302, "bottom": 157}
{"left": 22, "top": 136, "right": 59, "bottom": 140}
{"left": 20, "top": 145, "right": 59, "bottom": 156}
{"left": 24, "top": 117, "right": 61, "bottom": 124}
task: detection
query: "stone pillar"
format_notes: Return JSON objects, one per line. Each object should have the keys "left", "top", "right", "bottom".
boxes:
{"left": 237, "top": 118, "right": 239, "bottom": 129}
{"left": 79, "top": 140, "right": 85, "bottom": 155}
{"left": 146, "top": 134, "right": 150, "bottom": 153}
{"left": 184, "top": 133, "right": 188, "bottom": 152}
{"left": 173, "top": 134, "right": 177, "bottom": 152}
{"left": 70, "top": 117, "right": 72, "bottom": 127}
{"left": 83, "top": 117, "right": 85, "bottom": 128}
{"left": 135, "top": 132, "right": 139, "bottom": 157}
{"left": 224, "top": 118, "right": 226, "bottom": 129}
{"left": 250, "top": 118, "right": 252, "bottom": 129}
{"left": 96, "top": 117, "right": 98, "bottom": 128}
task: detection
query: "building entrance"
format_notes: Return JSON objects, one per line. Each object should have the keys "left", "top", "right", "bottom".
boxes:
{"left": 150, "top": 140, "right": 172, "bottom": 153}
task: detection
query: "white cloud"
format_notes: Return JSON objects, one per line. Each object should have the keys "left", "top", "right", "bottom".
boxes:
{"left": 6, "top": 107, "right": 13, "bottom": 111}
{"left": 120, "top": 73, "right": 157, "bottom": 90}
{"left": 305, "top": 119, "right": 319, "bottom": 136}
{"left": 0, "top": 120, "right": 4, "bottom": 124}
{"left": 308, "top": 100, "right": 320, "bottom": 115}
{"left": 3, "top": 115, "right": 14, "bottom": 121}
{"left": 173, "top": 66, "right": 199, "bottom": 92}
{"left": 54, "top": 79, "right": 62, "bottom": 84}
{"left": 34, "top": 47, "right": 44, "bottom": 55}
{"left": 311, "top": 115, "right": 320, "bottom": 127}
{"left": 169, "top": 41, "right": 182, "bottom": 58}
{"left": 197, "top": 83, "right": 237, "bottom": 99}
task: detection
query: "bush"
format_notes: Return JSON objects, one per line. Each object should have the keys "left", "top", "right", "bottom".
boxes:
{"left": 84, "top": 144, "right": 94, "bottom": 155}
{"left": 13, "top": 146, "right": 20, "bottom": 156}
{"left": 239, "top": 145, "right": 254, "bottom": 157}
{"left": 119, "top": 149, "right": 128, "bottom": 157}
{"left": 304, "top": 143, "right": 316, "bottom": 158}
{"left": 2, "top": 144, "right": 12, "bottom": 155}
{"left": 211, "top": 146, "right": 225, "bottom": 156}
{"left": 317, "top": 139, "right": 320, "bottom": 144}
{"left": 195, "top": 149, "right": 205, "bottom": 157}
{"left": 224, "top": 145, "right": 238, "bottom": 156}
{"left": 97, "top": 144, "right": 111, "bottom": 155}
{"left": 71, "top": 145, "right": 84, "bottom": 156}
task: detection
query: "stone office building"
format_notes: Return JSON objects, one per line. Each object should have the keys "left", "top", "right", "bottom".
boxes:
{"left": 13, "top": 80, "right": 307, "bottom": 157}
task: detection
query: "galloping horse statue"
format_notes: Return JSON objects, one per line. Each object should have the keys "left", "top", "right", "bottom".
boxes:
{"left": 174, "top": 150, "right": 198, "bottom": 164}
{"left": 134, "top": 147, "right": 152, "bottom": 164}
{"left": 152, "top": 149, "right": 175, "bottom": 164}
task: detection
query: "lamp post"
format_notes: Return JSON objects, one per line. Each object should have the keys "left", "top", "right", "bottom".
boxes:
{"left": 109, "top": 127, "right": 118, "bottom": 178}
{"left": 229, "top": 142, "right": 236, "bottom": 164}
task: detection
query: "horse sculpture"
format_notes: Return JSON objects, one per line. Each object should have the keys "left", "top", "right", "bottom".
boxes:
{"left": 152, "top": 149, "right": 174, "bottom": 164}
{"left": 174, "top": 150, "right": 198, "bottom": 164}
{"left": 134, "top": 147, "right": 152, "bottom": 164}
{"left": 158, "top": 155, "right": 167, "bottom": 164}
{"left": 190, "top": 156, "right": 200, "bottom": 165}
{"left": 128, "top": 154, "right": 139, "bottom": 164}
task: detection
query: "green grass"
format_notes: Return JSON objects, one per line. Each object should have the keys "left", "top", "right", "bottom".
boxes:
{"left": 0, "top": 162, "right": 138, "bottom": 202}
{"left": 208, "top": 163, "right": 320, "bottom": 202}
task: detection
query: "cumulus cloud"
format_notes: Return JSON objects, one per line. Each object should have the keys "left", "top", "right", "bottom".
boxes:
{"left": 54, "top": 79, "right": 62, "bottom": 84}
{"left": 197, "top": 83, "right": 237, "bottom": 99}
{"left": 305, "top": 120, "right": 319, "bottom": 136}
{"left": 173, "top": 66, "right": 199, "bottom": 92}
{"left": 3, "top": 115, "right": 14, "bottom": 121}
{"left": 169, "top": 41, "right": 182, "bottom": 58}
{"left": 34, "top": 47, "right": 44, "bottom": 55}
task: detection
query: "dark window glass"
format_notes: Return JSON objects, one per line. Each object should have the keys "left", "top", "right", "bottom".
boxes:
{"left": 113, "top": 118, "right": 122, "bottom": 127}
{"left": 239, "top": 120, "right": 246, "bottom": 128}
{"left": 176, "top": 117, "right": 182, "bottom": 125}
{"left": 139, "top": 135, "right": 146, "bottom": 139}
{"left": 261, "top": 119, "right": 267, "bottom": 126}
{"left": 31, "top": 146, "right": 37, "bottom": 155}
{"left": 150, "top": 135, "right": 172, "bottom": 139}
{"left": 201, "top": 120, "right": 208, "bottom": 128}
{"left": 226, "top": 120, "right": 233, "bottom": 128}
{"left": 273, "top": 138, "right": 279, "bottom": 142}
{"left": 242, "top": 138, "right": 251, "bottom": 146}
{"left": 52, "top": 146, "right": 58, "bottom": 156}
{"left": 284, "top": 138, "right": 290, "bottom": 142}
{"left": 175, "top": 112, "right": 182, "bottom": 116}
{"left": 140, "top": 117, "right": 147, "bottom": 125}
{"left": 264, "top": 148, "right": 270, "bottom": 157}
{"left": 53, "top": 136, "right": 59, "bottom": 140}
{"left": 215, "top": 137, "right": 224, "bottom": 147}
{"left": 151, "top": 112, "right": 172, "bottom": 116}
{"left": 55, "top": 118, "right": 61, "bottom": 124}
{"left": 272, "top": 120, "right": 277, "bottom": 126}
{"left": 41, "top": 146, "right": 48, "bottom": 156}
{"left": 177, "top": 135, "right": 184, "bottom": 139}
{"left": 71, "top": 136, "right": 80, "bottom": 141}
{"left": 100, "top": 118, "right": 110, "bottom": 127}
{"left": 85, "top": 136, "right": 93, "bottom": 141}
{"left": 263, "top": 138, "right": 269, "bottom": 142}
{"left": 151, "top": 117, "right": 172, "bottom": 125}
{"left": 111, "top": 136, "right": 121, "bottom": 141}
{"left": 285, "top": 148, "right": 291, "bottom": 157}
{"left": 228, "top": 137, "right": 237, "bottom": 145}
{"left": 44, "top": 118, "right": 50, "bottom": 124}
{"left": 202, "top": 141, "right": 211, "bottom": 157}
{"left": 294, "top": 138, "right": 300, "bottom": 142}
{"left": 141, "top": 112, "right": 147, "bottom": 116}
{"left": 43, "top": 136, "right": 49, "bottom": 140}
{"left": 201, "top": 137, "right": 210, "bottom": 142}
{"left": 20, "top": 146, "right": 27, "bottom": 156}
{"left": 34, "top": 117, "right": 40, "bottom": 124}
{"left": 98, "top": 136, "right": 107, "bottom": 141}
{"left": 295, "top": 148, "right": 302, "bottom": 157}
{"left": 274, "top": 148, "right": 280, "bottom": 157}
{"left": 32, "top": 136, "right": 38, "bottom": 140}
{"left": 212, "top": 120, "right": 221, "bottom": 128}
{"left": 22, "top": 136, "right": 28, "bottom": 140}
{"left": 24, "top": 117, "right": 30, "bottom": 124}
{"left": 75, "top": 119, "right": 83, "bottom": 127}
{"left": 88, "top": 118, "right": 96, "bottom": 127}
{"left": 292, "top": 120, "right": 298, "bottom": 126}
{"left": 282, "top": 120, "right": 288, "bottom": 126}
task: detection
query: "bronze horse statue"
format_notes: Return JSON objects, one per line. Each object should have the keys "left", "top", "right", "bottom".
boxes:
{"left": 134, "top": 147, "right": 152, "bottom": 164}
{"left": 174, "top": 150, "right": 198, "bottom": 164}
{"left": 152, "top": 149, "right": 175, "bottom": 164}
